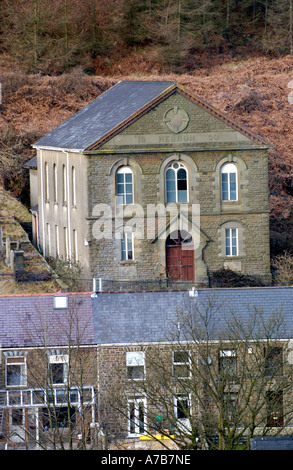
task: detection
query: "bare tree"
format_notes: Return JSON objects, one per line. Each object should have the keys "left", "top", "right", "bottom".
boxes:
{"left": 1, "top": 297, "right": 100, "bottom": 450}
{"left": 104, "top": 294, "right": 293, "bottom": 450}
{"left": 272, "top": 251, "right": 293, "bottom": 286}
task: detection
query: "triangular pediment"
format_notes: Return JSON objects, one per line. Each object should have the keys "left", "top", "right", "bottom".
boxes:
{"left": 88, "top": 84, "right": 272, "bottom": 153}
{"left": 33, "top": 80, "right": 272, "bottom": 153}
{"left": 151, "top": 207, "right": 209, "bottom": 248}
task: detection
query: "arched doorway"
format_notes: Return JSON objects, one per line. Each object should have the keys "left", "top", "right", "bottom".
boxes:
{"left": 166, "top": 230, "right": 194, "bottom": 282}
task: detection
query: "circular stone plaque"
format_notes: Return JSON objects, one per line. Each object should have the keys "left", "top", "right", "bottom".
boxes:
{"left": 163, "top": 106, "right": 189, "bottom": 133}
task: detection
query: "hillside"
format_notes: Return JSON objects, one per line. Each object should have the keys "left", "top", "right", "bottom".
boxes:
{"left": 0, "top": 53, "right": 293, "bottom": 272}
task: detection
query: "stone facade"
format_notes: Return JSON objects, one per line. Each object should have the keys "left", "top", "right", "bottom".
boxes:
{"left": 32, "top": 82, "right": 272, "bottom": 285}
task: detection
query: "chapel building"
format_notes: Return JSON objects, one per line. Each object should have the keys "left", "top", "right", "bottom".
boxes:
{"left": 28, "top": 80, "right": 272, "bottom": 285}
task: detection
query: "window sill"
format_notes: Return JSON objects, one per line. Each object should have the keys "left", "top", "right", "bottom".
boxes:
{"left": 6, "top": 384, "right": 27, "bottom": 388}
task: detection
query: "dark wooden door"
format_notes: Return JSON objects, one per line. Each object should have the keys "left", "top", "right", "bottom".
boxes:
{"left": 166, "top": 231, "right": 194, "bottom": 282}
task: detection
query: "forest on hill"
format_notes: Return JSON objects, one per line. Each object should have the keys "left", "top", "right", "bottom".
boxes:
{"left": 1, "top": 0, "right": 293, "bottom": 74}
{"left": 0, "top": 0, "right": 293, "bottom": 278}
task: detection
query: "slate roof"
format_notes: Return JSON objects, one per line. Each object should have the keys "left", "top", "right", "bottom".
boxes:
{"left": 32, "top": 80, "right": 272, "bottom": 152}
{"left": 93, "top": 287, "right": 293, "bottom": 344}
{"left": 1, "top": 287, "right": 292, "bottom": 349}
{"left": 33, "top": 81, "right": 175, "bottom": 151}
{"left": 23, "top": 155, "right": 37, "bottom": 169}
{"left": 0, "top": 293, "right": 95, "bottom": 348}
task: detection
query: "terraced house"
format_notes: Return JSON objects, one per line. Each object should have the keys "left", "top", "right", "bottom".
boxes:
{"left": 1, "top": 287, "right": 293, "bottom": 450}
{"left": 27, "top": 80, "right": 272, "bottom": 286}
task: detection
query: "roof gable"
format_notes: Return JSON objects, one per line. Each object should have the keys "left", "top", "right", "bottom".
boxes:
{"left": 33, "top": 81, "right": 272, "bottom": 152}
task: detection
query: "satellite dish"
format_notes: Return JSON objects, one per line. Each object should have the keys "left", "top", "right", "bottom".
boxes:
{"left": 201, "top": 357, "right": 212, "bottom": 365}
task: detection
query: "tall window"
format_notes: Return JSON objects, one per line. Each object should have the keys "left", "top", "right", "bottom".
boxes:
{"left": 219, "top": 349, "right": 237, "bottom": 375}
{"left": 116, "top": 167, "right": 133, "bottom": 205}
{"left": 266, "top": 391, "right": 284, "bottom": 427}
{"left": 172, "top": 350, "right": 190, "bottom": 378}
{"left": 221, "top": 163, "right": 237, "bottom": 201}
{"left": 166, "top": 162, "right": 188, "bottom": 203}
{"left": 62, "top": 165, "right": 67, "bottom": 204}
{"left": 72, "top": 229, "right": 78, "bottom": 261}
{"left": 265, "top": 347, "right": 283, "bottom": 376}
{"left": 128, "top": 398, "right": 146, "bottom": 436}
{"left": 71, "top": 166, "right": 76, "bottom": 207}
{"left": 121, "top": 232, "right": 133, "bottom": 261}
{"left": 174, "top": 394, "right": 190, "bottom": 420}
{"left": 44, "top": 162, "right": 49, "bottom": 201}
{"left": 6, "top": 356, "right": 27, "bottom": 387}
{"left": 53, "top": 164, "right": 57, "bottom": 203}
{"left": 126, "top": 351, "right": 145, "bottom": 380}
{"left": 48, "top": 354, "right": 69, "bottom": 385}
{"left": 55, "top": 225, "right": 60, "bottom": 257}
{"left": 46, "top": 223, "right": 51, "bottom": 256}
{"left": 225, "top": 228, "right": 238, "bottom": 256}
{"left": 64, "top": 227, "right": 68, "bottom": 260}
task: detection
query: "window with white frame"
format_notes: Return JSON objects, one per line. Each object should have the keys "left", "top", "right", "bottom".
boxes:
{"left": 172, "top": 350, "right": 190, "bottom": 378}
{"left": 121, "top": 232, "right": 134, "bottom": 261}
{"left": 128, "top": 397, "right": 146, "bottom": 435}
{"left": 174, "top": 394, "right": 190, "bottom": 420}
{"left": 221, "top": 163, "right": 237, "bottom": 201}
{"left": 48, "top": 354, "right": 69, "bottom": 385}
{"left": 6, "top": 355, "right": 27, "bottom": 387}
{"left": 71, "top": 166, "right": 76, "bottom": 207}
{"left": 126, "top": 351, "right": 145, "bottom": 380}
{"left": 165, "top": 162, "right": 188, "bottom": 203}
{"left": 225, "top": 228, "right": 238, "bottom": 256}
{"left": 116, "top": 167, "right": 133, "bottom": 205}
{"left": 219, "top": 349, "right": 237, "bottom": 375}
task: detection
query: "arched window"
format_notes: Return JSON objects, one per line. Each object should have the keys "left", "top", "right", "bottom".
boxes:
{"left": 116, "top": 167, "right": 133, "bottom": 205}
{"left": 221, "top": 163, "right": 237, "bottom": 201}
{"left": 165, "top": 162, "right": 188, "bottom": 203}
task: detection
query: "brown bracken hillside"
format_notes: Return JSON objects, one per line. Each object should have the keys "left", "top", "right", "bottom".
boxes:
{"left": 1, "top": 52, "right": 293, "bottom": 259}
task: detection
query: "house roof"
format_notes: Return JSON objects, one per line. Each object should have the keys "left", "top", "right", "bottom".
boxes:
{"left": 0, "top": 293, "right": 95, "bottom": 348}
{"left": 93, "top": 287, "right": 293, "bottom": 344}
{"left": 1, "top": 287, "right": 292, "bottom": 350}
{"left": 32, "top": 80, "right": 272, "bottom": 152}
{"left": 23, "top": 155, "right": 37, "bottom": 169}
{"left": 33, "top": 81, "right": 176, "bottom": 152}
